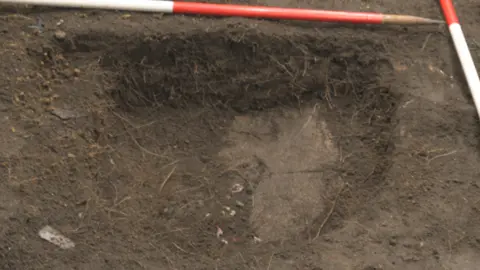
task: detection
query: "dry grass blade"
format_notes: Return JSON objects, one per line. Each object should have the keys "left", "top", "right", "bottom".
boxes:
{"left": 113, "top": 111, "right": 166, "bottom": 158}
{"left": 313, "top": 183, "right": 346, "bottom": 241}
{"left": 159, "top": 166, "right": 176, "bottom": 193}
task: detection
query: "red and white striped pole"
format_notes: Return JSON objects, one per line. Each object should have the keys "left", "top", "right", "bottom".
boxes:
{"left": 439, "top": 0, "right": 480, "bottom": 119}
{"left": 2, "top": 0, "right": 442, "bottom": 25}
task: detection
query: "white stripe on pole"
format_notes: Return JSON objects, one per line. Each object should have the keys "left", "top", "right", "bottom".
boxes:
{"left": 449, "top": 23, "right": 480, "bottom": 119}
{"left": 0, "top": 0, "right": 174, "bottom": 13}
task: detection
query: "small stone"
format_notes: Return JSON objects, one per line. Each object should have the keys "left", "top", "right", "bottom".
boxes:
{"left": 38, "top": 225, "right": 75, "bottom": 249}
{"left": 39, "top": 97, "right": 52, "bottom": 105}
{"left": 61, "top": 68, "right": 74, "bottom": 78}
{"left": 432, "top": 249, "right": 440, "bottom": 259}
{"left": 50, "top": 108, "right": 79, "bottom": 120}
{"left": 41, "top": 81, "right": 51, "bottom": 89}
{"left": 216, "top": 226, "right": 223, "bottom": 238}
{"left": 199, "top": 155, "right": 210, "bottom": 163}
{"left": 54, "top": 30, "right": 66, "bottom": 41}
{"left": 389, "top": 238, "right": 397, "bottom": 246}
{"left": 73, "top": 68, "right": 81, "bottom": 77}
{"left": 253, "top": 236, "right": 262, "bottom": 243}
{"left": 235, "top": 200, "right": 245, "bottom": 208}
{"left": 67, "top": 153, "right": 76, "bottom": 158}
{"left": 231, "top": 183, "right": 244, "bottom": 193}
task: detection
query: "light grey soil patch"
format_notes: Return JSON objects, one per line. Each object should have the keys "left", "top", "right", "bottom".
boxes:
{"left": 219, "top": 104, "right": 339, "bottom": 242}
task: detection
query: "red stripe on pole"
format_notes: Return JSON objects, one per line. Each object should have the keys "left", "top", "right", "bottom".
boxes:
{"left": 173, "top": 2, "right": 384, "bottom": 24}
{"left": 439, "top": 0, "right": 459, "bottom": 25}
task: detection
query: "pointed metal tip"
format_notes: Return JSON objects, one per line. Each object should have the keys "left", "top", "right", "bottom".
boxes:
{"left": 422, "top": 19, "right": 446, "bottom": 24}
{"left": 383, "top": 15, "right": 445, "bottom": 25}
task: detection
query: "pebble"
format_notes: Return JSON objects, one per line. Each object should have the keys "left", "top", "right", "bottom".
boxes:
{"left": 38, "top": 225, "right": 75, "bottom": 249}
{"left": 389, "top": 238, "right": 397, "bottom": 246}
{"left": 50, "top": 108, "right": 79, "bottom": 120}
{"left": 54, "top": 30, "right": 67, "bottom": 41}
{"left": 235, "top": 200, "right": 245, "bottom": 208}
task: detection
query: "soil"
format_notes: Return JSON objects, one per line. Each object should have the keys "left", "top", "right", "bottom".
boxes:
{"left": 1, "top": 0, "right": 480, "bottom": 269}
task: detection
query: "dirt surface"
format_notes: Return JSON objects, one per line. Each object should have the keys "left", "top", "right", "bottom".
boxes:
{"left": 1, "top": 0, "right": 480, "bottom": 269}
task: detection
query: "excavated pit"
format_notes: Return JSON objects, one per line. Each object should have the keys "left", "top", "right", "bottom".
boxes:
{"left": 92, "top": 29, "right": 400, "bottom": 243}
{"left": 25, "top": 28, "right": 401, "bottom": 265}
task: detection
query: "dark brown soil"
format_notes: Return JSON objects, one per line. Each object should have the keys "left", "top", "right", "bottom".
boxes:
{"left": 2, "top": 1, "right": 480, "bottom": 269}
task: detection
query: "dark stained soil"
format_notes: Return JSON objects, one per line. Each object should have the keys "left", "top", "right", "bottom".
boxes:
{"left": 2, "top": 0, "right": 480, "bottom": 269}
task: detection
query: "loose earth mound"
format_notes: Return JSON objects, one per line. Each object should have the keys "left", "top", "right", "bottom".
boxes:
{"left": 1, "top": 1, "right": 480, "bottom": 269}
